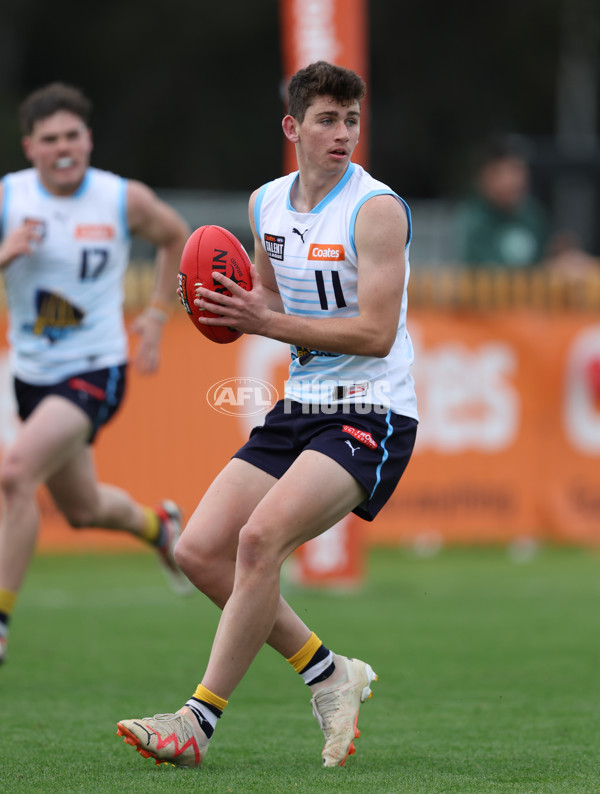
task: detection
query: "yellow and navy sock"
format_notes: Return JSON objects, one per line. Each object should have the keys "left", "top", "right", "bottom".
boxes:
{"left": 287, "top": 632, "right": 335, "bottom": 685}
{"left": 139, "top": 506, "right": 164, "bottom": 547}
{"left": 0, "top": 588, "right": 17, "bottom": 636}
{"left": 185, "top": 684, "right": 228, "bottom": 739}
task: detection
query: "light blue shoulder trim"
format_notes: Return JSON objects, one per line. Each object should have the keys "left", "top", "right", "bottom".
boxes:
{"left": 349, "top": 191, "right": 412, "bottom": 256}
{"left": 72, "top": 169, "right": 91, "bottom": 198}
{"left": 285, "top": 172, "right": 300, "bottom": 211}
{"left": 35, "top": 173, "right": 50, "bottom": 197}
{"left": 254, "top": 183, "right": 269, "bottom": 240}
{"left": 35, "top": 168, "right": 91, "bottom": 198}
{"left": 119, "top": 177, "right": 129, "bottom": 241}
{"left": 0, "top": 176, "right": 9, "bottom": 240}
{"left": 399, "top": 196, "right": 413, "bottom": 245}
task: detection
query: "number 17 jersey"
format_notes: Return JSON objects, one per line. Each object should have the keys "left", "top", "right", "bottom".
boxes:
{"left": 1, "top": 167, "right": 131, "bottom": 384}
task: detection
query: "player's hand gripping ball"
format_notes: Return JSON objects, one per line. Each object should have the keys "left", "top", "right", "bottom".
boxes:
{"left": 178, "top": 225, "right": 252, "bottom": 344}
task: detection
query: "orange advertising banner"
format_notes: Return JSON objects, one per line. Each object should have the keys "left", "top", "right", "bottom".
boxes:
{"left": 1, "top": 309, "right": 600, "bottom": 552}
{"left": 279, "top": 0, "right": 369, "bottom": 174}
{"left": 377, "top": 309, "right": 600, "bottom": 547}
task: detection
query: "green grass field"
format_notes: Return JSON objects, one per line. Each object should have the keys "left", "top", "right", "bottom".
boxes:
{"left": 0, "top": 545, "right": 598, "bottom": 793}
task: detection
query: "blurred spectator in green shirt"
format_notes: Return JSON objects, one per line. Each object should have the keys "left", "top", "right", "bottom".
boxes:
{"left": 456, "top": 138, "right": 551, "bottom": 268}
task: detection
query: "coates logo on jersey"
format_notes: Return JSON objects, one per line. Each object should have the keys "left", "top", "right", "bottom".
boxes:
{"left": 342, "top": 425, "right": 377, "bottom": 450}
{"left": 75, "top": 224, "right": 115, "bottom": 240}
{"left": 308, "top": 244, "right": 345, "bottom": 262}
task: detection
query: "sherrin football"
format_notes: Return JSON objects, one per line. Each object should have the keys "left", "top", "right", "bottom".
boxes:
{"left": 178, "top": 225, "right": 252, "bottom": 344}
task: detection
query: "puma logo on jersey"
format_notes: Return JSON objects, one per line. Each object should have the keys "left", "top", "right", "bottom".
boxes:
{"left": 345, "top": 440, "right": 360, "bottom": 456}
{"left": 292, "top": 227, "right": 308, "bottom": 243}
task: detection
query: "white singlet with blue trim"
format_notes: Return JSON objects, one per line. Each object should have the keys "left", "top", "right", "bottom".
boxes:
{"left": 254, "top": 162, "right": 418, "bottom": 420}
{"left": 1, "top": 167, "right": 131, "bottom": 384}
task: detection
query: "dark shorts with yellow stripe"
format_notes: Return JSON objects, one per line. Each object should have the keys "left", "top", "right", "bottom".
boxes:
{"left": 233, "top": 399, "right": 418, "bottom": 521}
{"left": 14, "top": 364, "right": 127, "bottom": 444}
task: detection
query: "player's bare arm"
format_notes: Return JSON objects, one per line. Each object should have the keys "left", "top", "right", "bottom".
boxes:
{"left": 0, "top": 186, "right": 43, "bottom": 268}
{"left": 196, "top": 193, "right": 407, "bottom": 357}
{"left": 126, "top": 180, "right": 190, "bottom": 373}
{"left": 126, "top": 180, "right": 190, "bottom": 308}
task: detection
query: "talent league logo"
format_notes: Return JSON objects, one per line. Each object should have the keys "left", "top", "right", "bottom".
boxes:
{"left": 264, "top": 233, "right": 285, "bottom": 261}
{"left": 24, "top": 217, "right": 47, "bottom": 241}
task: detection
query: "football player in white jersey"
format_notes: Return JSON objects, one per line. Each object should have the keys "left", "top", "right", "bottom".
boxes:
{"left": 0, "top": 83, "right": 194, "bottom": 666}
{"left": 118, "top": 62, "right": 418, "bottom": 769}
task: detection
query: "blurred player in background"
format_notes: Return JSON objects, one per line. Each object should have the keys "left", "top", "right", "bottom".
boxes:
{"left": 118, "top": 61, "right": 418, "bottom": 770}
{"left": 0, "top": 82, "right": 193, "bottom": 665}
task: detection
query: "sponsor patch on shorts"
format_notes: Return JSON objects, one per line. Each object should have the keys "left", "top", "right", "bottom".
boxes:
{"left": 342, "top": 424, "right": 377, "bottom": 449}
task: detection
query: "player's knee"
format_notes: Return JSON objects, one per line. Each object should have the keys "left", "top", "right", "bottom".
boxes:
{"left": 0, "top": 461, "right": 18, "bottom": 495}
{"left": 0, "top": 453, "right": 33, "bottom": 500}
{"left": 174, "top": 536, "right": 231, "bottom": 602}
{"left": 62, "top": 505, "right": 95, "bottom": 530}
{"left": 237, "top": 522, "right": 280, "bottom": 571}
{"left": 175, "top": 534, "right": 215, "bottom": 579}
{"left": 173, "top": 534, "right": 195, "bottom": 574}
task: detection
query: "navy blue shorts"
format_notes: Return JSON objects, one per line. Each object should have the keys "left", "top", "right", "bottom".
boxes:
{"left": 14, "top": 364, "right": 127, "bottom": 444}
{"left": 233, "top": 400, "right": 418, "bottom": 521}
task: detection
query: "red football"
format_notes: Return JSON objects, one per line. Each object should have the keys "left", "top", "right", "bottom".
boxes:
{"left": 178, "top": 225, "right": 252, "bottom": 344}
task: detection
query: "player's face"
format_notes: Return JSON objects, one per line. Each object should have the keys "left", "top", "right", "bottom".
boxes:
{"left": 296, "top": 96, "right": 360, "bottom": 174}
{"left": 479, "top": 157, "right": 529, "bottom": 210}
{"left": 22, "top": 111, "right": 93, "bottom": 196}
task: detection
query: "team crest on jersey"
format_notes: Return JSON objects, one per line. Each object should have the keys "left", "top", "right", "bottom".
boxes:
{"left": 29, "top": 289, "right": 84, "bottom": 342}
{"left": 293, "top": 345, "right": 339, "bottom": 365}
{"left": 24, "top": 217, "right": 46, "bottom": 241}
{"left": 264, "top": 233, "right": 285, "bottom": 261}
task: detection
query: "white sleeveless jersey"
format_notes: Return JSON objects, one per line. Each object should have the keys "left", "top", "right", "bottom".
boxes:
{"left": 254, "top": 162, "right": 418, "bottom": 419}
{"left": 1, "top": 167, "right": 130, "bottom": 383}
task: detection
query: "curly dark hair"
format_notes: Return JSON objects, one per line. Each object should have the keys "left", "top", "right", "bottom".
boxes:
{"left": 19, "top": 82, "right": 92, "bottom": 135}
{"left": 286, "top": 61, "right": 366, "bottom": 123}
